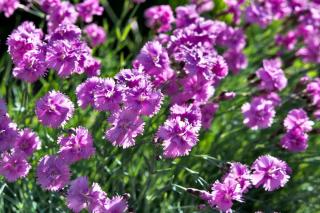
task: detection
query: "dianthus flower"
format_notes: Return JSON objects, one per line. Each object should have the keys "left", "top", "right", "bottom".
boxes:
{"left": 105, "top": 196, "right": 128, "bottom": 213}
{"left": 0, "top": 116, "right": 19, "bottom": 153}
{"left": 200, "top": 102, "right": 219, "bottom": 129}
{"left": 280, "top": 128, "right": 309, "bottom": 152}
{"left": 306, "top": 78, "right": 320, "bottom": 106}
{"left": 46, "top": 25, "right": 91, "bottom": 77}
{"left": 144, "top": 5, "right": 175, "bottom": 33}
{"left": 275, "top": 31, "right": 297, "bottom": 51}
{"left": 223, "top": 162, "right": 251, "bottom": 193}
{"left": 58, "top": 127, "right": 95, "bottom": 164}
{"left": 14, "top": 128, "right": 41, "bottom": 157}
{"left": 67, "top": 176, "right": 90, "bottom": 213}
{"left": 39, "top": 0, "right": 60, "bottom": 12}
{"left": 36, "top": 155, "right": 70, "bottom": 191}
{"left": 135, "top": 41, "right": 174, "bottom": 86}
{"left": 84, "top": 24, "right": 106, "bottom": 47}
{"left": 47, "top": 2, "right": 78, "bottom": 33}
{"left": 241, "top": 97, "right": 276, "bottom": 130}
{"left": 256, "top": 59, "right": 287, "bottom": 92}
{"left": 0, "top": 0, "right": 19, "bottom": 17}
{"left": 93, "top": 78, "right": 123, "bottom": 112}
{"left": 76, "top": 77, "right": 101, "bottom": 109}
{"left": 76, "top": 0, "right": 104, "bottom": 23}
{"left": 223, "top": 49, "right": 248, "bottom": 74}
{"left": 251, "top": 155, "right": 291, "bottom": 191}
{"left": 175, "top": 5, "right": 200, "bottom": 28}
{"left": 7, "top": 21, "right": 43, "bottom": 64}
{"left": 105, "top": 110, "right": 145, "bottom": 148}
{"left": 35, "top": 91, "right": 74, "bottom": 128}
{"left": 84, "top": 57, "right": 101, "bottom": 77}
{"left": 284, "top": 109, "right": 314, "bottom": 132}
{"left": 156, "top": 117, "right": 199, "bottom": 158}
{"left": 189, "top": 0, "right": 214, "bottom": 13}
{"left": 169, "top": 104, "right": 202, "bottom": 129}
{"left": 0, "top": 151, "right": 31, "bottom": 182}
{"left": 87, "top": 183, "right": 108, "bottom": 212}
{"left": 12, "top": 47, "right": 47, "bottom": 83}
{"left": 209, "top": 179, "right": 243, "bottom": 212}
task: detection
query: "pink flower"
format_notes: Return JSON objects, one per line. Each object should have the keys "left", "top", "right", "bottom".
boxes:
{"left": 0, "top": 0, "right": 19, "bottom": 17}
{"left": 145, "top": 5, "right": 175, "bottom": 33}
{"left": 36, "top": 155, "right": 70, "bottom": 191}
{"left": 67, "top": 176, "right": 90, "bottom": 212}
{"left": 200, "top": 102, "right": 219, "bottom": 129}
{"left": 84, "top": 24, "right": 107, "bottom": 47}
{"left": 0, "top": 116, "right": 19, "bottom": 153}
{"left": 105, "top": 109, "right": 145, "bottom": 148}
{"left": 0, "top": 151, "right": 31, "bottom": 182}
{"left": 223, "top": 162, "right": 251, "bottom": 193}
{"left": 251, "top": 155, "right": 291, "bottom": 191}
{"left": 105, "top": 196, "right": 128, "bottom": 213}
{"left": 280, "top": 128, "right": 309, "bottom": 152}
{"left": 156, "top": 117, "right": 199, "bottom": 158}
{"left": 76, "top": 0, "right": 104, "bottom": 23}
{"left": 14, "top": 128, "right": 41, "bottom": 157}
{"left": 284, "top": 109, "right": 314, "bottom": 132}
{"left": 58, "top": 127, "right": 95, "bottom": 164}
{"left": 35, "top": 91, "right": 74, "bottom": 128}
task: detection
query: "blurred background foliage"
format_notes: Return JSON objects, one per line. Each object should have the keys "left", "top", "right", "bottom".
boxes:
{"left": 0, "top": 0, "right": 320, "bottom": 212}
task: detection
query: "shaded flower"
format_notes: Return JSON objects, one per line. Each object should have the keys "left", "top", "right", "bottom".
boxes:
{"left": 280, "top": 128, "right": 309, "bottom": 152}
{"left": 67, "top": 176, "right": 90, "bottom": 213}
{"left": 175, "top": 5, "right": 200, "bottom": 28}
{"left": 58, "top": 127, "right": 95, "bottom": 164}
{"left": 105, "top": 109, "right": 145, "bottom": 148}
{"left": 251, "top": 155, "right": 291, "bottom": 191}
{"left": 76, "top": 0, "right": 104, "bottom": 23}
{"left": 84, "top": 24, "right": 107, "bottom": 47}
{"left": 105, "top": 196, "right": 128, "bottom": 213}
{"left": 35, "top": 91, "right": 74, "bottom": 128}
{"left": 14, "top": 128, "right": 41, "bottom": 157}
{"left": 36, "top": 155, "right": 70, "bottom": 191}
{"left": 144, "top": 5, "right": 175, "bottom": 33}
{"left": 0, "top": 116, "right": 19, "bottom": 153}
{"left": 0, "top": 151, "right": 31, "bottom": 182}
{"left": 200, "top": 102, "right": 219, "bottom": 129}
{"left": 156, "top": 117, "right": 199, "bottom": 158}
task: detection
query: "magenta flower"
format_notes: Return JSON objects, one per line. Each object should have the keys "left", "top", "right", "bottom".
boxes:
{"left": 275, "top": 31, "right": 297, "bottom": 51}
{"left": 223, "top": 49, "right": 248, "bottom": 74}
{"left": 14, "top": 128, "right": 41, "bottom": 157}
{"left": 67, "top": 176, "right": 90, "bottom": 212}
{"left": 145, "top": 5, "right": 175, "bottom": 33}
{"left": 242, "top": 97, "right": 276, "bottom": 130}
{"left": 36, "top": 155, "right": 70, "bottom": 191}
{"left": 169, "top": 104, "right": 202, "bottom": 129}
{"left": 105, "top": 196, "right": 128, "bottom": 213}
{"left": 0, "top": 116, "right": 19, "bottom": 153}
{"left": 58, "top": 127, "right": 95, "bottom": 164}
{"left": 7, "top": 21, "right": 43, "bottom": 65}
{"left": 175, "top": 5, "right": 200, "bottom": 28}
{"left": 93, "top": 78, "right": 123, "bottom": 112}
{"left": 284, "top": 109, "right": 314, "bottom": 132}
{"left": 223, "top": 162, "right": 251, "bottom": 193}
{"left": 251, "top": 155, "right": 291, "bottom": 191}
{"left": 76, "top": 77, "right": 101, "bottom": 109}
{"left": 35, "top": 91, "right": 74, "bottom": 128}
{"left": 84, "top": 24, "right": 107, "bottom": 47}
{"left": 189, "top": 0, "right": 214, "bottom": 13}
{"left": 47, "top": 2, "right": 78, "bottom": 33}
{"left": 306, "top": 79, "right": 320, "bottom": 106}
{"left": 261, "top": 92, "right": 282, "bottom": 107}
{"left": 84, "top": 57, "right": 101, "bottom": 77}
{"left": 39, "top": 0, "right": 60, "bottom": 12}
{"left": 76, "top": 0, "right": 104, "bottom": 23}
{"left": 256, "top": 59, "right": 287, "bottom": 92}
{"left": 0, "top": 0, "right": 19, "bottom": 17}
{"left": 280, "top": 128, "right": 309, "bottom": 152}
{"left": 0, "top": 151, "right": 31, "bottom": 182}
{"left": 135, "top": 41, "right": 174, "bottom": 86}
{"left": 210, "top": 179, "right": 243, "bottom": 212}
{"left": 87, "top": 183, "right": 108, "bottom": 212}
{"left": 156, "top": 117, "right": 199, "bottom": 158}
{"left": 200, "top": 102, "right": 219, "bottom": 129}
{"left": 12, "top": 48, "right": 47, "bottom": 83}
{"left": 46, "top": 26, "right": 91, "bottom": 77}
{"left": 105, "top": 110, "right": 145, "bottom": 148}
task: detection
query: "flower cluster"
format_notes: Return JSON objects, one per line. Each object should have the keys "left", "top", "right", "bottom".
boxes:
{"left": 67, "top": 176, "right": 128, "bottom": 213}
{"left": 188, "top": 155, "right": 291, "bottom": 212}
{"left": 0, "top": 99, "right": 40, "bottom": 182}
{"left": 7, "top": 22, "right": 102, "bottom": 81}
{"left": 242, "top": 59, "right": 286, "bottom": 130}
